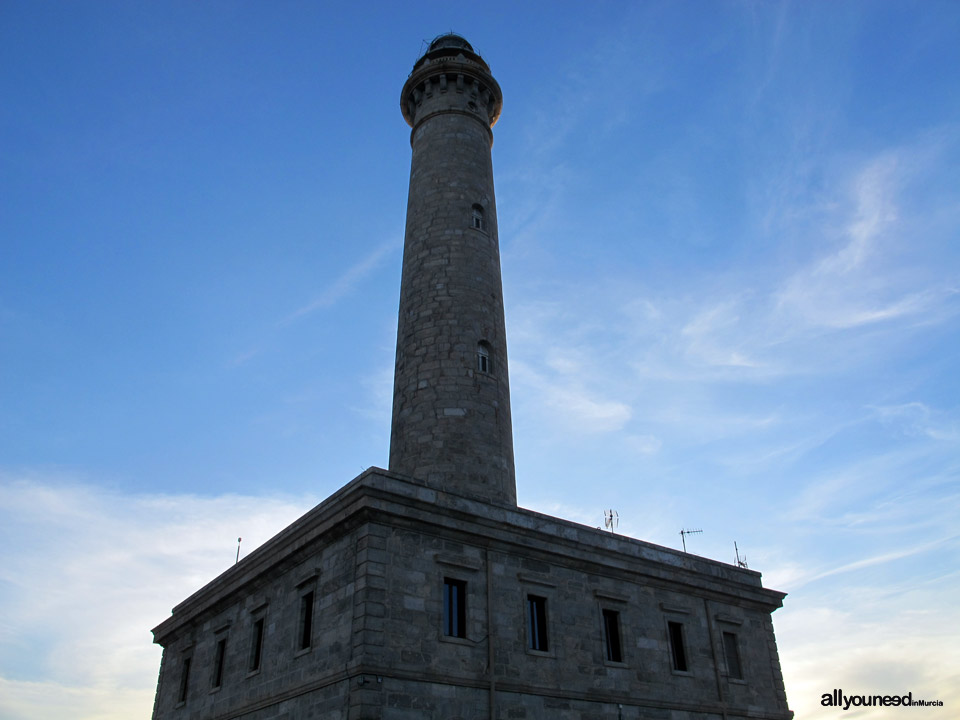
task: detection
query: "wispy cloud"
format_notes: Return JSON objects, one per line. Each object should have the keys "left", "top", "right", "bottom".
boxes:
{"left": 784, "top": 440, "right": 957, "bottom": 528}
{"left": 620, "top": 142, "right": 956, "bottom": 386}
{"left": 499, "top": 4, "right": 666, "bottom": 259}
{"left": 823, "top": 155, "right": 899, "bottom": 274}
{"left": 802, "top": 535, "right": 959, "bottom": 587}
{"left": 511, "top": 358, "right": 632, "bottom": 434}
{"left": 283, "top": 240, "right": 397, "bottom": 323}
{"left": 870, "top": 402, "right": 960, "bottom": 442}
{"left": 679, "top": 297, "right": 767, "bottom": 369}
{"left": 774, "top": 147, "right": 957, "bottom": 334}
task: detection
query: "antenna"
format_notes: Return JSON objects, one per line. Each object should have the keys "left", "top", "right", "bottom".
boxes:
{"left": 236, "top": 537, "right": 242, "bottom": 565}
{"left": 604, "top": 509, "right": 619, "bottom": 533}
{"left": 734, "top": 541, "right": 748, "bottom": 569}
{"left": 679, "top": 528, "right": 702, "bottom": 552}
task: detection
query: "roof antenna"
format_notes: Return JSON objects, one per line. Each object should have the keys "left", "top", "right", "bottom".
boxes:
{"left": 604, "top": 509, "right": 619, "bottom": 533}
{"left": 735, "top": 541, "right": 748, "bottom": 569}
{"left": 679, "top": 528, "right": 702, "bottom": 552}
{"left": 236, "top": 537, "right": 242, "bottom": 565}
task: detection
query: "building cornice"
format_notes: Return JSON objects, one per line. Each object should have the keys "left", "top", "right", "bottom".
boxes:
{"left": 153, "top": 469, "right": 785, "bottom": 646}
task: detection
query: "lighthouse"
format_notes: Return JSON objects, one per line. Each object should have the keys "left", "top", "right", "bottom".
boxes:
{"left": 150, "top": 35, "right": 792, "bottom": 720}
{"left": 390, "top": 33, "right": 516, "bottom": 506}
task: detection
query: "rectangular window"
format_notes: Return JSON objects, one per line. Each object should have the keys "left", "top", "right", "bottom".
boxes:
{"left": 212, "top": 638, "right": 226, "bottom": 688}
{"left": 472, "top": 205, "right": 484, "bottom": 230}
{"left": 249, "top": 617, "right": 265, "bottom": 672}
{"left": 527, "top": 595, "right": 548, "bottom": 652}
{"left": 668, "top": 621, "right": 687, "bottom": 671}
{"left": 477, "top": 344, "right": 491, "bottom": 374}
{"left": 723, "top": 631, "right": 742, "bottom": 679}
{"left": 177, "top": 656, "right": 191, "bottom": 703}
{"left": 602, "top": 609, "right": 623, "bottom": 663}
{"left": 443, "top": 578, "right": 467, "bottom": 638}
{"left": 298, "top": 591, "right": 314, "bottom": 651}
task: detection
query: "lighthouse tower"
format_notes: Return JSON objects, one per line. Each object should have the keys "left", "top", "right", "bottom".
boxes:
{"left": 389, "top": 33, "right": 516, "bottom": 506}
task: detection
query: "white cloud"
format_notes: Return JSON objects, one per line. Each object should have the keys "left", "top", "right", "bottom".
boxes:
{"left": 777, "top": 575, "right": 960, "bottom": 718}
{"left": 0, "top": 678, "right": 148, "bottom": 720}
{"left": 0, "top": 477, "right": 313, "bottom": 720}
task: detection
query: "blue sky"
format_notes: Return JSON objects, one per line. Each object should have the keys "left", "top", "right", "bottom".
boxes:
{"left": 2, "top": 1, "right": 959, "bottom": 718}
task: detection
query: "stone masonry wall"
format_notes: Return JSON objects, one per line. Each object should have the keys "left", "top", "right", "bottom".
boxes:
{"left": 152, "top": 470, "right": 790, "bottom": 720}
{"left": 153, "top": 526, "right": 362, "bottom": 720}
{"left": 364, "top": 515, "right": 790, "bottom": 720}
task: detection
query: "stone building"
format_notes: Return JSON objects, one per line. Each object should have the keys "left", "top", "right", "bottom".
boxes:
{"left": 151, "top": 34, "right": 792, "bottom": 720}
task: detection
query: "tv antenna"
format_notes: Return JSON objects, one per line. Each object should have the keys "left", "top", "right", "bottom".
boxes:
{"left": 236, "top": 537, "right": 242, "bottom": 564}
{"left": 679, "top": 528, "right": 702, "bottom": 552}
{"left": 734, "top": 541, "right": 748, "bottom": 569}
{"left": 604, "top": 509, "right": 619, "bottom": 533}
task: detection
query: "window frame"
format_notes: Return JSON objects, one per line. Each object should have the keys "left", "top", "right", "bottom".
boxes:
{"left": 722, "top": 630, "right": 743, "bottom": 680}
{"left": 176, "top": 653, "right": 192, "bottom": 706}
{"left": 667, "top": 620, "right": 689, "bottom": 673}
{"left": 477, "top": 341, "right": 491, "bottom": 375}
{"left": 442, "top": 577, "right": 468, "bottom": 639}
{"left": 601, "top": 608, "right": 624, "bottom": 664}
{"left": 526, "top": 594, "right": 549, "bottom": 653}
{"left": 210, "top": 636, "right": 227, "bottom": 691}
{"left": 296, "top": 590, "right": 315, "bottom": 654}
{"left": 248, "top": 615, "right": 266, "bottom": 675}
{"left": 471, "top": 203, "right": 485, "bottom": 231}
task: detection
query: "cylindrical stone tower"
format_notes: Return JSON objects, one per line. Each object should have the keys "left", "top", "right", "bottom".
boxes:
{"left": 389, "top": 34, "right": 516, "bottom": 506}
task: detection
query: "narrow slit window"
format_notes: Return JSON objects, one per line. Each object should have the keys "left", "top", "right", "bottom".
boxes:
{"left": 298, "top": 591, "right": 314, "bottom": 651}
{"left": 177, "top": 656, "right": 191, "bottom": 704}
{"left": 471, "top": 204, "right": 484, "bottom": 230}
{"left": 723, "top": 631, "right": 742, "bottom": 679}
{"left": 249, "top": 617, "right": 265, "bottom": 672}
{"left": 212, "top": 638, "right": 227, "bottom": 688}
{"left": 443, "top": 578, "right": 467, "bottom": 638}
{"left": 477, "top": 342, "right": 491, "bottom": 374}
{"left": 527, "top": 594, "right": 548, "bottom": 652}
{"left": 602, "top": 609, "right": 623, "bottom": 663}
{"left": 668, "top": 621, "right": 687, "bottom": 671}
